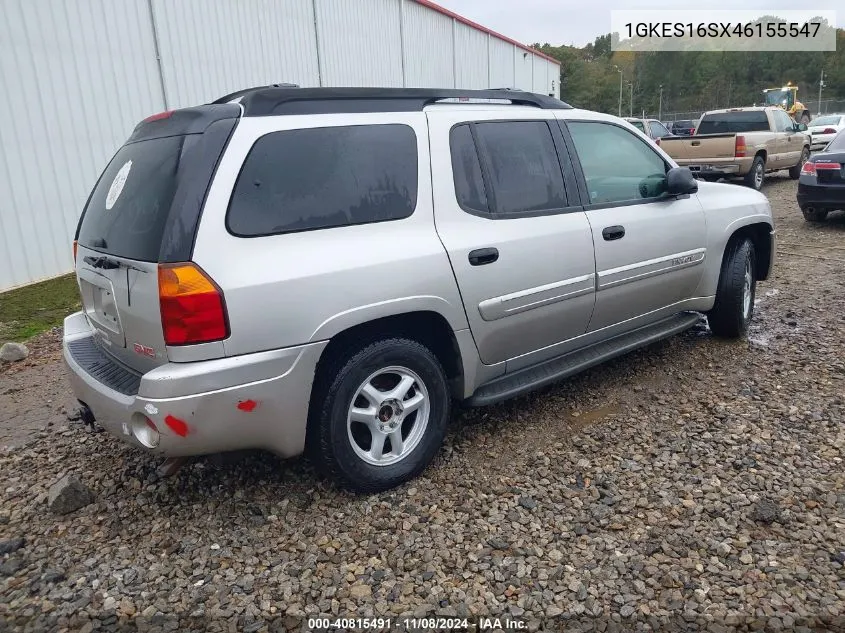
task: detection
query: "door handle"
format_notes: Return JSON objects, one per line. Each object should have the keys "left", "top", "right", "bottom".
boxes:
{"left": 468, "top": 247, "right": 499, "bottom": 266}
{"left": 691, "top": 140, "right": 701, "bottom": 146}
{"left": 602, "top": 225, "right": 625, "bottom": 241}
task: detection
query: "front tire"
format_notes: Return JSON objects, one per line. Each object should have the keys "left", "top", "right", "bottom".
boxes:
{"left": 801, "top": 206, "right": 828, "bottom": 222}
{"left": 308, "top": 338, "right": 450, "bottom": 493}
{"left": 789, "top": 147, "right": 810, "bottom": 180}
{"left": 707, "top": 238, "right": 756, "bottom": 338}
{"left": 743, "top": 156, "right": 765, "bottom": 191}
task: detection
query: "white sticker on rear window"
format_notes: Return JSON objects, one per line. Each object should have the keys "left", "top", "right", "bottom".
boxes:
{"left": 105, "top": 160, "right": 132, "bottom": 210}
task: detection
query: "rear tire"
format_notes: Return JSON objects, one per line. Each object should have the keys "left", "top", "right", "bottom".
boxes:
{"left": 307, "top": 338, "right": 449, "bottom": 493}
{"left": 801, "top": 206, "right": 828, "bottom": 222}
{"left": 743, "top": 156, "right": 765, "bottom": 191}
{"left": 789, "top": 147, "right": 810, "bottom": 180}
{"left": 707, "top": 238, "right": 756, "bottom": 339}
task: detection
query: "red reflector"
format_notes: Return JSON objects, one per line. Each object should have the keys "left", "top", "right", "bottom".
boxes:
{"left": 655, "top": 138, "right": 661, "bottom": 146}
{"left": 72, "top": 240, "right": 78, "bottom": 263}
{"left": 815, "top": 162, "right": 842, "bottom": 170}
{"left": 801, "top": 162, "right": 816, "bottom": 176}
{"left": 143, "top": 110, "right": 174, "bottom": 123}
{"left": 164, "top": 415, "right": 188, "bottom": 437}
{"left": 158, "top": 263, "right": 228, "bottom": 346}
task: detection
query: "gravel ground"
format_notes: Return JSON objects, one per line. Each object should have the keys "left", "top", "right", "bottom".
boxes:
{"left": 1, "top": 174, "right": 844, "bottom": 632}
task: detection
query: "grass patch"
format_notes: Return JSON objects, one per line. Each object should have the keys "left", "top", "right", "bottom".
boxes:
{"left": 0, "top": 274, "right": 81, "bottom": 342}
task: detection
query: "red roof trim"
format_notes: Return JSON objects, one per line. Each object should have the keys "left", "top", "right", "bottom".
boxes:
{"left": 411, "top": 0, "right": 561, "bottom": 66}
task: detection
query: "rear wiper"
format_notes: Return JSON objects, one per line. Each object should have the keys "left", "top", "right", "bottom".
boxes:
{"left": 83, "top": 255, "right": 147, "bottom": 274}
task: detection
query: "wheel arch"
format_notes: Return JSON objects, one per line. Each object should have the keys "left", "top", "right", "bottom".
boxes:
{"left": 723, "top": 221, "right": 773, "bottom": 281}
{"left": 311, "top": 310, "right": 469, "bottom": 402}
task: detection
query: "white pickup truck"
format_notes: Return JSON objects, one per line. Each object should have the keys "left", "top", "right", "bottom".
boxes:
{"left": 660, "top": 106, "right": 811, "bottom": 190}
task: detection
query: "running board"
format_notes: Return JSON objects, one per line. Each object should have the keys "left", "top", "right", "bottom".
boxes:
{"left": 467, "top": 312, "right": 702, "bottom": 407}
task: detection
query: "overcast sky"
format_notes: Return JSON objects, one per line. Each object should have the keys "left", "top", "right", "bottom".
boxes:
{"left": 434, "top": 0, "right": 843, "bottom": 47}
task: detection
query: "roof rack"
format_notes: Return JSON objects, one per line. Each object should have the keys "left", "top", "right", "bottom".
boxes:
{"left": 211, "top": 83, "right": 301, "bottom": 105}
{"left": 215, "top": 87, "right": 571, "bottom": 116}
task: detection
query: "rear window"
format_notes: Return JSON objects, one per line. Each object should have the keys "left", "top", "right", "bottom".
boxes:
{"left": 828, "top": 129, "right": 845, "bottom": 151}
{"left": 227, "top": 124, "right": 418, "bottom": 236}
{"left": 812, "top": 115, "right": 842, "bottom": 127}
{"left": 629, "top": 120, "right": 645, "bottom": 132}
{"left": 78, "top": 135, "right": 188, "bottom": 261}
{"left": 697, "top": 111, "right": 770, "bottom": 134}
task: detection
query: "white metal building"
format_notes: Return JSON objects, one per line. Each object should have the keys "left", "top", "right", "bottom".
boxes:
{"left": 0, "top": 0, "right": 561, "bottom": 291}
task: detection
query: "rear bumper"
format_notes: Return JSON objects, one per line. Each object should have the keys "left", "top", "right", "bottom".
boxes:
{"left": 810, "top": 134, "right": 835, "bottom": 150}
{"left": 797, "top": 183, "right": 845, "bottom": 210}
{"left": 676, "top": 160, "right": 743, "bottom": 177}
{"left": 62, "top": 311, "right": 327, "bottom": 458}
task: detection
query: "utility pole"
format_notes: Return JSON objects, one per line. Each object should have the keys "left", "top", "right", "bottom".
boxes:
{"left": 628, "top": 81, "right": 633, "bottom": 117}
{"left": 818, "top": 69, "right": 825, "bottom": 116}
{"left": 658, "top": 85, "right": 663, "bottom": 121}
{"left": 614, "top": 66, "right": 623, "bottom": 117}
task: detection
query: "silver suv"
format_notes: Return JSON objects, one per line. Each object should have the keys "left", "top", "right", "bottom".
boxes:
{"left": 64, "top": 87, "right": 775, "bottom": 492}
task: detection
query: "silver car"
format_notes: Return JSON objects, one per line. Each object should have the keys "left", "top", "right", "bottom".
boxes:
{"left": 64, "top": 87, "right": 775, "bottom": 492}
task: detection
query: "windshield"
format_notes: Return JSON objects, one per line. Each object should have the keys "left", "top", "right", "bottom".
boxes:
{"left": 812, "top": 115, "right": 842, "bottom": 127}
{"left": 764, "top": 89, "right": 792, "bottom": 108}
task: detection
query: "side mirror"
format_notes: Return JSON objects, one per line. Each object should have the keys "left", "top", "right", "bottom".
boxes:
{"left": 666, "top": 167, "right": 698, "bottom": 196}
{"left": 797, "top": 122, "right": 808, "bottom": 132}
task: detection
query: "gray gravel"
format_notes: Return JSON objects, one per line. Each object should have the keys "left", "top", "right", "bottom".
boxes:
{"left": 1, "top": 174, "right": 844, "bottom": 632}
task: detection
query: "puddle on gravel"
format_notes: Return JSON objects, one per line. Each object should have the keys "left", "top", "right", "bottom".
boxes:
{"left": 568, "top": 403, "right": 622, "bottom": 430}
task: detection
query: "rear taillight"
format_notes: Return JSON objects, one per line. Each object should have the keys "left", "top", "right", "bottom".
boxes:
{"left": 815, "top": 162, "right": 842, "bottom": 170}
{"left": 72, "top": 240, "right": 78, "bottom": 263}
{"left": 822, "top": 128, "right": 837, "bottom": 134}
{"left": 801, "top": 162, "right": 816, "bottom": 176}
{"left": 142, "top": 110, "right": 174, "bottom": 123}
{"left": 735, "top": 135, "right": 747, "bottom": 157}
{"left": 158, "top": 263, "right": 228, "bottom": 346}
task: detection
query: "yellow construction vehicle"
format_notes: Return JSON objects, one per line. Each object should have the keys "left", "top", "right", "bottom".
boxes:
{"left": 762, "top": 83, "right": 811, "bottom": 123}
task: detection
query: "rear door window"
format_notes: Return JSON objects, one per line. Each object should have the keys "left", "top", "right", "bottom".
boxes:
{"left": 227, "top": 124, "right": 418, "bottom": 236}
{"left": 77, "top": 135, "right": 188, "bottom": 262}
{"left": 696, "top": 111, "right": 770, "bottom": 134}
{"left": 473, "top": 121, "right": 568, "bottom": 214}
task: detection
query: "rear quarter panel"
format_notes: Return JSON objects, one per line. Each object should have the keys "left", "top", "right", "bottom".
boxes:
{"left": 192, "top": 113, "right": 468, "bottom": 357}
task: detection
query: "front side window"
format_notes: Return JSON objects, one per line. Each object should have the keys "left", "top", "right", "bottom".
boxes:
{"left": 774, "top": 110, "right": 794, "bottom": 132}
{"left": 568, "top": 121, "right": 669, "bottom": 205}
{"left": 227, "top": 124, "right": 418, "bottom": 236}
{"left": 650, "top": 121, "right": 671, "bottom": 137}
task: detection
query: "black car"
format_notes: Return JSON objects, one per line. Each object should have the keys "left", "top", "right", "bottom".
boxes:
{"left": 668, "top": 120, "right": 696, "bottom": 136}
{"left": 797, "top": 128, "right": 845, "bottom": 222}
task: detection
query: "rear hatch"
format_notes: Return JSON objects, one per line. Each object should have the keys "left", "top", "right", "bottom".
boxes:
{"left": 74, "top": 105, "right": 240, "bottom": 373}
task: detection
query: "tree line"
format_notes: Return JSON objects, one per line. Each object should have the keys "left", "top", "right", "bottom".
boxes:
{"left": 532, "top": 29, "right": 845, "bottom": 119}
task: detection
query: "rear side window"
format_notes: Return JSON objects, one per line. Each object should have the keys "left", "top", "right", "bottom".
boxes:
{"left": 475, "top": 121, "right": 567, "bottom": 214}
{"left": 78, "top": 135, "right": 187, "bottom": 261}
{"left": 227, "top": 124, "right": 418, "bottom": 236}
{"left": 450, "top": 125, "right": 489, "bottom": 213}
{"left": 697, "top": 111, "right": 769, "bottom": 134}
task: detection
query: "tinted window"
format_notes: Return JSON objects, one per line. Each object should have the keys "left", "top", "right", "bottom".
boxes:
{"left": 474, "top": 121, "right": 567, "bottom": 214}
{"left": 568, "top": 121, "right": 668, "bottom": 205}
{"left": 450, "top": 124, "right": 489, "bottom": 213}
{"left": 228, "top": 124, "right": 417, "bottom": 236}
{"left": 78, "top": 135, "right": 189, "bottom": 261}
{"left": 828, "top": 129, "right": 845, "bottom": 150}
{"left": 696, "top": 111, "right": 770, "bottom": 134}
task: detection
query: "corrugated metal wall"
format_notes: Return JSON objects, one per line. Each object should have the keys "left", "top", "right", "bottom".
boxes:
{"left": 0, "top": 0, "right": 560, "bottom": 291}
